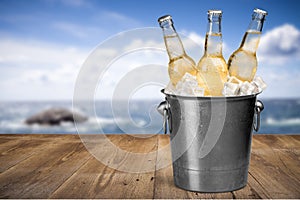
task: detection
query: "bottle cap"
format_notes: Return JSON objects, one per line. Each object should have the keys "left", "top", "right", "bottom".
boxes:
{"left": 158, "top": 15, "right": 173, "bottom": 23}
{"left": 207, "top": 10, "right": 222, "bottom": 22}
{"left": 254, "top": 8, "right": 268, "bottom": 15}
{"left": 207, "top": 10, "right": 222, "bottom": 15}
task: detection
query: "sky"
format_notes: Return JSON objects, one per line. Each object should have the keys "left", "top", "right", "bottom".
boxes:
{"left": 0, "top": 0, "right": 300, "bottom": 101}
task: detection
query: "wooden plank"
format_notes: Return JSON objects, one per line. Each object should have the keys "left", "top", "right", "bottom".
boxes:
{"left": 0, "top": 135, "right": 91, "bottom": 199}
{"left": 257, "top": 135, "right": 299, "bottom": 149}
{"left": 234, "top": 135, "right": 300, "bottom": 199}
{"left": 154, "top": 134, "right": 190, "bottom": 198}
{"left": 50, "top": 135, "right": 126, "bottom": 199}
{"left": 232, "top": 173, "right": 269, "bottom": 199}
{"left": 50, "top": 157, "right": 114, "bottom": 198}
{"left": 88, "top": 134, "right": 157, "bottom": 199}
{"left": 0, "top": 134, "right": 80, "bottom": 141}
{"left": 0, "top": 134, "right": 299, "bottom": 199}
{"left": 0, "top": 137, "right": 25, "bottom": 153}
{"left": 0, "top": 138, "right": 47, "bottom": 173}
{"left": 51, "top": 134, "right": 158, "bottom": 199}
{"left": 232, "top": 136, "right": 270, "bottom": 199}
{"left": 247, "top": 135, "right": 300, "bottom": 199}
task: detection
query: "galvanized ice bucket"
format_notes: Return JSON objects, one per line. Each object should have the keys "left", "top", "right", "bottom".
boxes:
{"left": 157, "top": 89, "right": 264, "bottom": 192}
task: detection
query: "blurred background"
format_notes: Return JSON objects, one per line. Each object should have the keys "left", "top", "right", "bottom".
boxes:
{"left": 0, "top": 0, "right": 299, "bottom": 134}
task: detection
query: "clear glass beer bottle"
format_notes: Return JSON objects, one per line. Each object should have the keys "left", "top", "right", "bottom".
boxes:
{"left": 228, "top": 8, "right": 268, "bottom": 82}
{"left": 196, "top": 10, "right": 228, "bottom": 96}
{"left": 158, "top": 15, "right": 197, "bottom": 86}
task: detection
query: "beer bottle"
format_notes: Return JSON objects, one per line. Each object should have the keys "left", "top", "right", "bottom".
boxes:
{"left": 158, "top": 15, "right": 197, "bottom": 86}
{"left": 196, "top": 10, "right": 228, "bottom": 96}
{"left": 228, "top": 8, "right": 268, "bottom": 82}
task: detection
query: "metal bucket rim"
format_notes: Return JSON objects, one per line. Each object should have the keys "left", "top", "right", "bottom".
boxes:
{"left": 161, "top": 89, "right": 261, "bottom": 101}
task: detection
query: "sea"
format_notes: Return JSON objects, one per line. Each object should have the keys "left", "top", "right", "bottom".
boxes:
{"left": 0, "top": 99, "right": 300, "bottom": 134}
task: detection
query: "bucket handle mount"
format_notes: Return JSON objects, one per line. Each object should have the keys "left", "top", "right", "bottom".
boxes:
{"left": 157, "top": 100, "right": 171, "bottom": 134}
{"left": 253, "top": 100, "right": 264, "bottom": 132}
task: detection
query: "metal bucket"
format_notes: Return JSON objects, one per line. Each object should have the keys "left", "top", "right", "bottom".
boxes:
{"left": 157, "top": 89, "right": 264, "bottom": 192}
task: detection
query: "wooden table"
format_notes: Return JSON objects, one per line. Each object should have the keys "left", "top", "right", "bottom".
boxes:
{"left": 0, "top": 134, "right": 299, "bottom": 199}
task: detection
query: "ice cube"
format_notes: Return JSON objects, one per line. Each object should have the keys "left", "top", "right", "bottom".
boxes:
{"left": 252, "top": 76, "right": 267, "bottom": 92}
{"left": 175, "top": 73, "right": 204, "bottom": 97}
{"left": 239, "top": 81, "right": 257, "bottom": 95}
{"left": 222, "top": 75, "right": 265, "bottom": 96}
{"left": 193, "top": 87, "right": 205, "bottom": 97}
{"left": 251, "top": 82, "right": 260, "bottom": 94}
{"left": 181, "top": 73, "right": 198, "bottom": 83}
{"left": 222, "top": 76, "right": 243, "bottom": 96}
{"left": 222, "top": 82, "right": 240, "bottom": 96}
{"left": 164, "top": 81, "right": 176, "bottom": 94}
{"left": 227, "top": 76, "right": 243, "bottom": 85}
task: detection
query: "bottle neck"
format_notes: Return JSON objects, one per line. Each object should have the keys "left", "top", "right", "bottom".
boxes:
{"left": 248, "top": 11, "right": 266, "bottom": 32}
{"left": 204, "top": 14, "right": 223, "bottom": 56}
{"left": 161, "top": 22, "right": 186, "bottom": 60}
{"left": 240, "top": 11, "right": 266, "bottom": 53}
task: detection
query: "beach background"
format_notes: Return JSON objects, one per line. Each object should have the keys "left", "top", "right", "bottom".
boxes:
{"left": 1, "top": 99, "right": 300, "bottom": 134}
{"left": 0, "top": 0, "right": 300, "bottom": 135}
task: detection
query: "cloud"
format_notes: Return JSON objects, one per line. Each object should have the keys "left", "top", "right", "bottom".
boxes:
{"left": 258, "top": 68, "right": 300, "bottom": 98}
{"left": 179, "top": 30, "right": 204, "bottom": 48}
{"left": 51, "top": 12, "right": 141, "bottom": 40}
{"left": 95, "top": 49, "right": 168, "bottom": 100}
{"left": 0, "top": 38, "right": 91, "bottom": 100}
{"left": 258, "top": 24, "right": 300, "bottom": 65}
{"left": 179, "top": 30, "right": 231, "bottom": 60}
{"left": 0, "top": 67, "right": 79, "bottom": 101}
{"left": 181, "top": 31, "right": 204, "bottom": 54}
{"left": 0, "top": 38, "right": 87, "bottom": 66}
{"left": 1, "top": 26, "right": 300, "bottom": 101}
{"left": 0, "top": 30, "right": 166, "bottom": 100}
{"left": 79, "top": 30, "right": 168, "bottom": 100}
{"left": 52, "top": 21, "right": 104, "bottom": 39}
{"left": 100, "top": 11, "right": 140, "bottom": 26}
{"left": 123, "top": 39, "right": 164, "bottom": 52}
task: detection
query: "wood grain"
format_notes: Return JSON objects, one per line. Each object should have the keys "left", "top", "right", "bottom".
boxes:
{"left": 0, "top": 134, "right": 299, "bottom": 199}
{"left": 0, "top": 135, "right": 91, "bottom": 198}
{"left": 51, "top": 134, "right": 158, "bottom": 199}
{"left": 248, "top": 135, "right": 300, "bottom": 199}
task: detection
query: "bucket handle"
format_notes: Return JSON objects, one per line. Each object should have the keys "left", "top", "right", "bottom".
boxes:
{"left": 158, "top": 99, "right": 264, "bottom": 133}
{"left": 253, "top": 100, "right": 264, "bottom": 132}
{"left": 157, "top": 100, "right": 171, "bottom": 134}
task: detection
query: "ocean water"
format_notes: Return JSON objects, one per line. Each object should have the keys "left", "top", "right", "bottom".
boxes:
{"left": 0, "top": 99, "right": 299, "bottom": 134}
{"left": 258, "top": 99, "right": 300, "bottom": 134}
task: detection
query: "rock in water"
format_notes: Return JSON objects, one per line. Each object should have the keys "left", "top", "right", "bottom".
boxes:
{"left": 25, "top": 108, "right": 87, "bottom": 125}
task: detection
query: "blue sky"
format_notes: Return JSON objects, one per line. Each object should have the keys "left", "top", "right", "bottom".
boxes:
{"left": 0, "top": 0, "right": 300, "bottom": 100}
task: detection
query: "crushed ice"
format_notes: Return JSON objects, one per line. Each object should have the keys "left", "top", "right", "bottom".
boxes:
{"left": 165, "top": 73, "right": 267, "bottom": 97}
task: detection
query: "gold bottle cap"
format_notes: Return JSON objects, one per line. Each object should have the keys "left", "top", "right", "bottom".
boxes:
{"left": 158, "top": 15, "right": 172, "bottom": 23}
{"left": 254, "top": 8, "right": 268, "bottom": 15}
